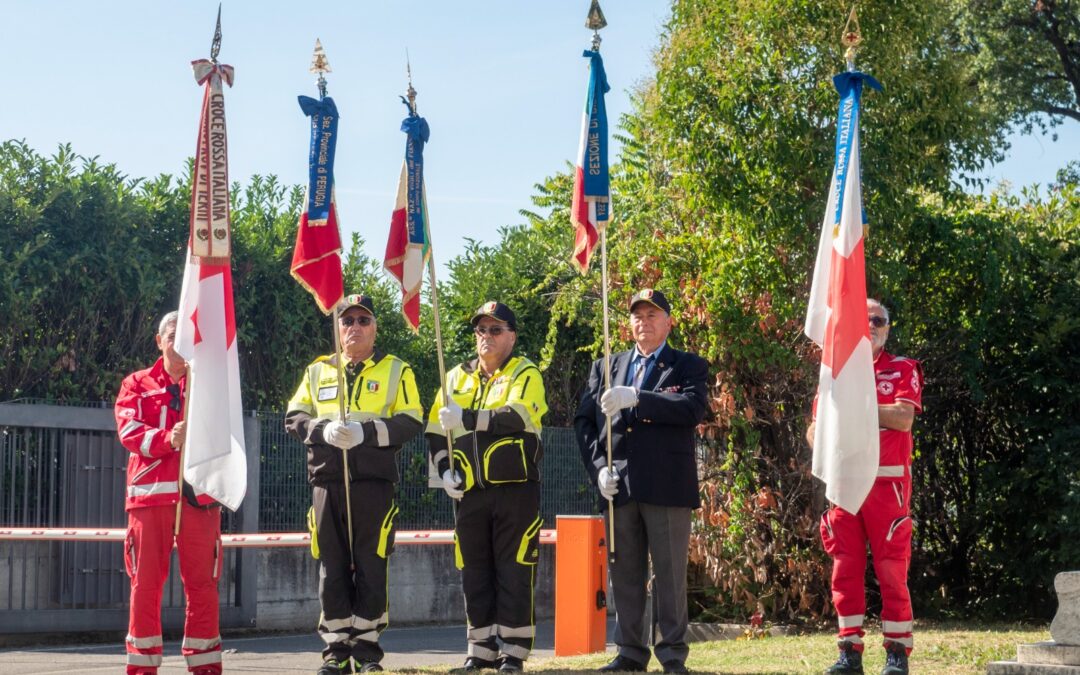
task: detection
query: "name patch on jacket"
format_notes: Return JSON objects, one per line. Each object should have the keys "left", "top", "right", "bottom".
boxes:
{"left": 489, "top": 376, "right": 509, "bottom": 399}
{"left": 317, "top": 386, "right": 339, "bottom": 401}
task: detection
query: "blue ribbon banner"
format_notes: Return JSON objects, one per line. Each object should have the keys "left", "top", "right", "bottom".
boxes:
{"left": 401, "top": 107, "right": 431, "bottom": 245}
{"left": 582, "top": 49, "right": 611, "bottom": 223}
{"left": 298, "top": 95, "right": 340, "bottom": 224}
{"left": 830, "top": 72, "right": 882, "bottom": 226}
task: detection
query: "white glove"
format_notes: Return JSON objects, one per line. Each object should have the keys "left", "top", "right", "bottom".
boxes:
{"left": 600, "top": 386, "right": 639, "bottom": 416}
{"left": 597, "top": 466, "right": 619, "bottom": 500}
{"left": 323, "top": 420, "right": 365, "bottom": 449}
{"left": 438, "top": 400, "right": 464, "bottom": 433}
{"left": 441, "top": 469, "right": 465, "bottom": 500}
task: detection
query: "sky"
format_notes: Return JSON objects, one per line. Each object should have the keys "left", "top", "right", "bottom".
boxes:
{"left": 1, "top": 1, "right": 1076, "bottom": 277}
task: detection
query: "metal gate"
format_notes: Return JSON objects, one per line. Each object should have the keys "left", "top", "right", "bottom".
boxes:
{"left": 0, "top": 402, "right": 258, "bottom": 634}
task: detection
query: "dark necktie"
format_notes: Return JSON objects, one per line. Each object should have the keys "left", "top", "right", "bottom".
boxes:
{"left": 633, "top": 356, "right": 652, "bottom": 389}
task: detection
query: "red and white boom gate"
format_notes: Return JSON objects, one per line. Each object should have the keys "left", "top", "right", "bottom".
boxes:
{"left": 0, "top": 515, "right": 608, "bottom": 657}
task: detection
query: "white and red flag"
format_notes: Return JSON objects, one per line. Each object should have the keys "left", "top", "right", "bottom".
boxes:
{"left": 384, "top": 107, "right": 431, "bottom": 332}
{"left": 804, "top": 71, "right": 882, "bottom": 515}
{"left": 291, "top": 94, "right": 344, "bottom": 314}
{"left": 174, "top": 59, "right": 247, "bottom": 512}
{"left": 570, "top": 49, "right": 611, "bottom": 274}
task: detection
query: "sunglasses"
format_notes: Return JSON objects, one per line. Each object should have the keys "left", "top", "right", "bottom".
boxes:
{"left": 869, "top": 316, "right": 889, "bottom": 328}
{"left": 340, "top": 315, "right": 374, "bottom": 327}
{"left": 165, "top": 384, "right": 182, "bottom": 412}
{"left": 474, "top": 325, "right": 510, "bottom": 337}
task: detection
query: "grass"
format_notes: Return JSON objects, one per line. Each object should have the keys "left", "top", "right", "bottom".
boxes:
{"left": 400, "top": 622, "right": 1048, "bottom": 674}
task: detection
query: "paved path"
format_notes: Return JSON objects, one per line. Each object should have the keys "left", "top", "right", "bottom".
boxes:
{"left": 0, "top": 620, "right": 614, "bottom": 674}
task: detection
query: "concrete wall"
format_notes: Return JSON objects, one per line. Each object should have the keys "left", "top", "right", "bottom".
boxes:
{"left": 255, "top": 545, "right": 556, "bottom": 631}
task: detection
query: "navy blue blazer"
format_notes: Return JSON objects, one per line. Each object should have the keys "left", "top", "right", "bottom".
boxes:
{"left": 574, "top": 345, "right": 709, "bottom": 509}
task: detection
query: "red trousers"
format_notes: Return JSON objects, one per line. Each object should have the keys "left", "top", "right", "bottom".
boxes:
{"left": 820, "top": 478, "right": 914, "bottom": 652}
{"left": 124, "top": 502, "right": 223, "bottom": 674}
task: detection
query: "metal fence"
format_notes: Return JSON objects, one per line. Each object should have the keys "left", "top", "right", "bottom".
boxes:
{"left": 256, "top": 411, "right": 596, "bottom": 531}
{"left": 0, "top": 403, "right": 257, "bottom": 634}
{"left": 0, "top": 402, "right": 594, "bottom": 634}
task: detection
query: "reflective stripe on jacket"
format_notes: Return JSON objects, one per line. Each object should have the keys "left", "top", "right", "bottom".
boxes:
{"left": 426, "top": 355, "right": 548, "bottom": 492}
{"left": 114, "top": 358, "right": 214, "bottom": 510}
{"left": 285, "top": 351, "right": 423, "bottom": 485}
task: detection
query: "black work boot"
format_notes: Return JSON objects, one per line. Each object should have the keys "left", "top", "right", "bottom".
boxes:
{"left": 824, "top": 641, "right": 863, "bottom": 674}
{"left": 450, "top": 656, "right": 497, "bottom": 674}
{"left": 880, "top": 641, "right": 909, "bottom": 675}
{"left": 317, "top": 659, "right": 347, "bottom": 675}
{"left": 497, "top": 655, "right": 524, "bottom": 672}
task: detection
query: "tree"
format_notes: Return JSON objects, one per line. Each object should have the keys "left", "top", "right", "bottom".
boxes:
{"left": 0, "top": 141, "right": 187, "bottom": 402}
{"left": 964, "top": 0, "right": 1080, "bottom": 129}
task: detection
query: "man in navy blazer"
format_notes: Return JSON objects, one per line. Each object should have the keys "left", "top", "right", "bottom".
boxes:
{"left": 575, "top": 289, "right": 709, "bottom": 674}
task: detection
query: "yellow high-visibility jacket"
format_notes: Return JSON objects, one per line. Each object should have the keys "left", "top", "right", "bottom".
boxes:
{"left": 286, "top": 351, "right": 422, "bottom": 485}
{"left": 426, "top": 355, "right": 547, "bottom": 492}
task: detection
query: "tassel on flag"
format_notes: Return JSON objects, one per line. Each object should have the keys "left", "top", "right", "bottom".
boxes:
{"left": 174, "top": 55, "right": 247, "bottom": 512}
{"left": 804, "top": 70, "right": 883, "bottom": 515}
{"left": 384, "top": 102, "right": 432, "bottom": 332}
{"left": 291, "top": 95, "right": 345, "bottom": 314}
{"left": 570, "top": 48, "right": 611, "bottom": 274}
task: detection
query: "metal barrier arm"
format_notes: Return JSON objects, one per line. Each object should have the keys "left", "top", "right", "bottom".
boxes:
{"left": 0, "top": 527, "right": 556, "bottom": 548}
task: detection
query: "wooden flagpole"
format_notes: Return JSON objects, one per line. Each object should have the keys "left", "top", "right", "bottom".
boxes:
{"left": 174, "top": 364, "right": 193, "bottom": 536}
{"left": 312, "top": 40, "right": 355, "bottom": 567}
{"left": 405, "top": 71, "right": 459, "bottom": 503}
{"left": 586, "top": 0, "right": 617, "bottom": 564}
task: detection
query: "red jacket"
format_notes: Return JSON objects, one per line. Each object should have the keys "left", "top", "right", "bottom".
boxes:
{"left": 114, "top": 358, "right": 213, "bottom": 510}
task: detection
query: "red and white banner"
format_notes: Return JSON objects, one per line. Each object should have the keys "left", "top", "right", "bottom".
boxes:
{"left": 804, "top": 73, "right": 880, "bottom": 515}
{"left": 173, "top": 57, "right": 247, "bottom": 512}
{"left": 175, "top": 255, "right": 247, "bottom": 512}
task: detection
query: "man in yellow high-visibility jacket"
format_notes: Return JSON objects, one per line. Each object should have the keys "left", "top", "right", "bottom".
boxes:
{"left": 286, "top": 293, "right": 423, "bottom": 675}
{"left": 427, "top": 301, "right": 548, "bottom": 674}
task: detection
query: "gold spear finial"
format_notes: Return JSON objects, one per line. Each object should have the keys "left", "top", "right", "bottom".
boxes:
{"left": 310, "top": 39, "right": 332, "bottom": 98}
{"left": 841, "top": 6, "right": 863, "bottom": 69}
{"left": 209, "top": 4, "right": 223, "bottom": 63}
{"left": 586, "top": 0, "right": 607, "bottom": 50}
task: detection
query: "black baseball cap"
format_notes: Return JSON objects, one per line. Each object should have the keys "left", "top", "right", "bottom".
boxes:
{"left": 340, "top": 293, "right": 376, "bottom": 317}
{"left": 471, "top": 301, "right": 517, "bottom": 330}
{"left": 629, "top": 288, "right": 671, "bottom": 314}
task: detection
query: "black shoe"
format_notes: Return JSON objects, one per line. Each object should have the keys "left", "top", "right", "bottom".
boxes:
{"left": 356, "top": 661, "right": 384, "bottom": 673}
{"left": 497, "top": 655, "right": 524, "bottom": 672}
{"left": 662, "top": 660, "right": 689, "bottom": 674}
{"left": 880, "top": 641, "right": 909, "bottom": 675}
{"left": 825, "top": 641, "right": 863, "bottom": 674}
{"left": 450, "top": 656, "right": 498, "bottom": 673}
{"left": 317, "top": 660, "right": 346, "bottom": 675}
{"left": 598, "top": 655, "right": 648, "bottom": 672}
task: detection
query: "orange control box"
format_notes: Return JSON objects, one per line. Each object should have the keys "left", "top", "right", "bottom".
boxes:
{"left": 554, "top": 515, "right": 608, "bottom": 656}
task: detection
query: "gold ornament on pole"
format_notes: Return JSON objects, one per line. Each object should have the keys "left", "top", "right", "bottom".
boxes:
{"left": 842, "top": 6, "right": 863, "bottom": 70}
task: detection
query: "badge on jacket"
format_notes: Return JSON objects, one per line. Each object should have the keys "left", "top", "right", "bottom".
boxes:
{"left": 317, "top": 386, "right": 338, "bottom": 401}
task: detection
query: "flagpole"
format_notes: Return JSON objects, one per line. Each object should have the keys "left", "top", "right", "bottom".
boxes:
{"left": 174, "top": 363, "right": 193, "bottom": 536}
{"left": 405, "top": 72, "right": 459, "bottom": 501}
{"left": 175, "top": 4, "right": 225, "bottom": 536}
{"left": 310, "top": 40, "right": 356, "bottom": 567}
{"left": 583, "top": 0, "right": 617, "bottom": 565}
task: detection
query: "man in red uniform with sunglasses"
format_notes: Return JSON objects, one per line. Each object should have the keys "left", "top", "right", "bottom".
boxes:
{"left": 807, "top": 299, "right": 924, "bottom": 675}
{"left": 114, "top": 311, "right": 223, "bottom": 675}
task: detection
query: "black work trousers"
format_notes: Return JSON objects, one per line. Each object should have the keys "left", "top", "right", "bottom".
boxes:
{"left": 313, "top": 479, "right": 398, "bottom": 665}
{"left": 456, "top": 481, "right": 542, "bottom": 663}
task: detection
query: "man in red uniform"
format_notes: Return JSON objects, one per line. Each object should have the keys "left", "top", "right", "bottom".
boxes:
{"left": 114, "top": 311, "right": 223, "bottom": 675}
{"left": 808, "top": 299, "right": 923, "bottom": 675}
